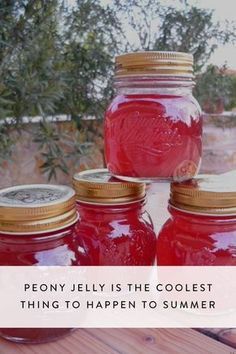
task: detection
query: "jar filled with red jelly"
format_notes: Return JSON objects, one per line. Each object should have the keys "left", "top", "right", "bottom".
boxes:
{"left": 156, "top": 175, "right": 236, "bottom": 265}
{"left": 0, "top": 184, "right": 79, "bottom": 343}
{"left": 73, "top": 169, "right": 156, "bottom": 265}
{"left": 105, "top": 51, "right": 202, "bottom": 182}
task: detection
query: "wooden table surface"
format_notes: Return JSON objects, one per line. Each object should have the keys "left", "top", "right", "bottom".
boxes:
{"left": 0, "top": 329, "right": 234, "bottom": 354}
{"left": 1, "top": 183, "right": 235, "bottom": 353}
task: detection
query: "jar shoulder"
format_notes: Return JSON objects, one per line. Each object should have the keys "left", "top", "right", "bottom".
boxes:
{"left": 157, "top": 218, "right": 236, "bottom": 265}
{"left": 0, "top": 228, "right": 79, "bottom": 266}
{"left": 106, "top": 93, "right": 201, "bottom": 116}
{"left": 158, "top": 217, "right": 236, "bottom": 239}
{"left": 75, "top": 213, "right": 155, "bottom": 239}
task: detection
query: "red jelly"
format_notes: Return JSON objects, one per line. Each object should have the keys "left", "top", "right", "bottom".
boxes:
{"left": 157, "top": 175, "right": 236, "bottom": 265}
{"left": 105, "top": 51, "right": 202, "bottom": 182}
{"left": 0, "top": 184, "right": 79, "bottom": 343}
{"left": 73, "top": 169, "right": 156, "bottom": 265}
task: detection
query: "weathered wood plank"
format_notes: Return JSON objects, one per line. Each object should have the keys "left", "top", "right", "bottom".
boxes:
{"left": 0, "top": 329, "right": 118, "bottom": 354}
{"left": 0, "top": 329, "right": 233, "bottom": 354}
{"left": 82, "top": 328, "right": 233, "bottom": 354}
{"left": 198, "top": 328, "right": 236, "bottom": 349}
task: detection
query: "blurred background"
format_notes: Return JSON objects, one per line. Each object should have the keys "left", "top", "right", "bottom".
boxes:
{"left": 0, "top": 0, "right": 236, "bottom": 187}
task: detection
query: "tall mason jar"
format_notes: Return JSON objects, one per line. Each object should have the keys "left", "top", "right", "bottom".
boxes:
{"left": 105, "top": 51, "right": 202, "bottom": 182}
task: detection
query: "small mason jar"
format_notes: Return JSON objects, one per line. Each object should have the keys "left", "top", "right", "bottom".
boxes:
{"left": 0, "top": 184, "right": 79, "bottom": 343}
{"left": 156, "top": 175, "right": 236, "bottom": 265}
{"left": 105, "top": 51, "right": 202, "bottom": 182}
{"left": 73, "top": 169, "right": 156, "bottom": 265}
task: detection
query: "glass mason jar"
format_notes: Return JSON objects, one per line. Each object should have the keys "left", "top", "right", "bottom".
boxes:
{"left": 0, "top": 184, "right": 79, "bottom": 343}
{"left": 105, "top": 51, "right": 202, "bottom": 182}
{"left": 73, "top": 169, "right": 156, "bottom": 265}
{"left": 156, "top": 175, "right": 236, "bottom": 265}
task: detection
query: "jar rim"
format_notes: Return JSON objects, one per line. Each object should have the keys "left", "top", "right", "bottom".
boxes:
{"left": 76, "top": 196, "right": 146, "bottom": 206}
{"left": 114, "top": 76, "right": 195, "bottom": 91}
{"left": 169, "top": 203, "right": 236, "bottom": 217}
{"left": 170, "top": 174, "right": 236, "bottom": 216}
{"left": 73, "top": 169, "right": 146, "bottom": 204}
{"left": 0, "top": 215, "right": 78, "bottom": 236}
{"left": 0, "top": 184, "right": 77, "bottom": 233}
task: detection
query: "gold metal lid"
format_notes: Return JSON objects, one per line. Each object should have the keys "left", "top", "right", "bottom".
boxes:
{"left": 0, "top": 184, "right": 77, "bottom": 234}
{"left": 73, "top": 169, "right": 146, "bottom": 204}
{"left": 170, "top": 174, "right": 236, "bottom": 215}
{"left": 115, "top": 51, "right": 194, "bottom": 78}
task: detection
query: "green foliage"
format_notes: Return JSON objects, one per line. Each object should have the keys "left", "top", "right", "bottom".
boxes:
{"left": 115, "top": 0, "right": 236, "bottom": 71}
{"left": 0, "top": 123, "right": 13, "bottom": 164}
{"left": 34, "top": 121, "right": 67, "bottom": 181}
{"left": 0, "top": 0, "right": 66, "bottom": 119}
{"left": 114, "top": 0, "right": 161, "bottom": 51}
{"left": 0, "top": 90, "right": 13, "bottom": 119}
{"left": 194, "top": 65, "right": 236, "bottom": 113}
{"left": 0, "top": 0, "right": 119, "bottom": 178}
{"left": 35, "top": 120, "right": 94, "bottom": 180}
{"left": 60, "top": 0, "right": 121, "bottom": 119}
{"left": 227, "top": 77, "right": 236, "bottom": 110}
{"left": 155, "top": 4, "right": 235, "bottom": 71}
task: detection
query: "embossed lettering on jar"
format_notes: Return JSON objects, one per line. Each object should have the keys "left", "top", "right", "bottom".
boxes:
{"left": 73, "top": 169, "right": 156, "bottom": 265}
{"left": 105, "top": 51, "right": 202, "bottom": 182}
{"left": 157, "top": 175, "right": 236, "bottom": 265}
{"left": 0, "top": 184, "right": 79, "bottom": 343}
